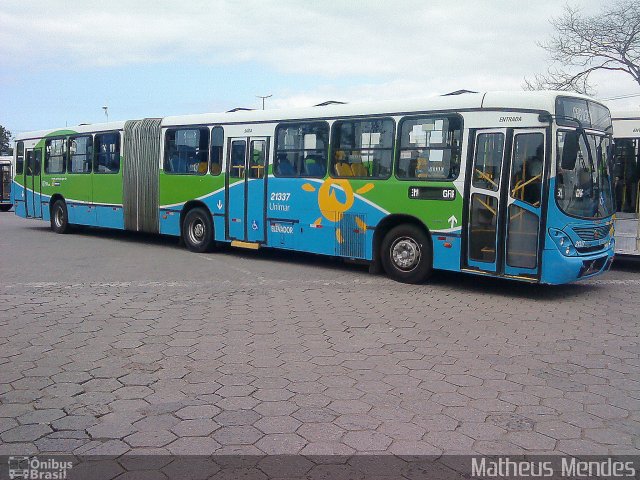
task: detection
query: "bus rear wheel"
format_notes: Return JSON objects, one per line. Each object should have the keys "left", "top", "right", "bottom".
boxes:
{"left": 50, "top": 200, "right": 70, "bottom": 234}
{"left": 381, "top": 224, "right": 432, "bottom": 284}
{"left": 182, "top": 207, "right": 216, "bottom": 253}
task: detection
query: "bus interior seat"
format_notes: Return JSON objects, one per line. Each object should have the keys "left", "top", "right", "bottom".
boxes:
{"left": 210, "top": 163, "right": 222, "bottom": 175}
{"left": 350, "top": 163, "right": 368, "bottom": 177}
{"left": 335, "top": 163, "right": 354, "bottom": 177}
{"left": 168, "top": 155, "right": 181, "bottom": 173}
{"left": 415, "top": 157, "right": 429, "bottom": 178}
{"left": 276, "top": 157, "right": 296, "bottom": 176}
{"left": 305, "top": 156, "right": 326, "bottom": 177}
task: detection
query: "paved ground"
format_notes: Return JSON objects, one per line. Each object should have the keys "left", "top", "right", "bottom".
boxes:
{"left": 1, "top": 212, "right": 639, "bottom": 457}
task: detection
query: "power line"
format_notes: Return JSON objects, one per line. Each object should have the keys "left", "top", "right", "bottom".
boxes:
{"left": 599, "top": 92, "right": 640, "bottom": 101}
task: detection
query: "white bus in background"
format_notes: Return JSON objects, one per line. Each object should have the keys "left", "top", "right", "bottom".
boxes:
{"left": 612, "top": 112, "right": 640, "bottom": 256}
{"left": 0, "top": 155, "right": 12, "bottom": 211}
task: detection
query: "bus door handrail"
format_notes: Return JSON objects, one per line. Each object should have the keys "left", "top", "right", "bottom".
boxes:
{"left": 511, "top": 174, "right": 541, "bottom": 198}
{"left": 474, "top": 168, "right": 499, "bottom": 189}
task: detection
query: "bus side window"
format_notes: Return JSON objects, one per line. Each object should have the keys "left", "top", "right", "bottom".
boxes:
{"left": 95, "top": 132, "right": 120, "bottom": 174}
{"left": 397, "top": 115, "right": 462, "bottom": 181}
{"left": 69, "top": 136, "right": 93, "bottom": 173}
{"left": 331, "top": 118, "right": 394, "bottom": 179}
{"left": 45, "top": 138, "right": 67, "bottom": 174}
{"left": 210, "top": 126, "right": 224, "bottom": 176}
{"left": 274, "top": 122, "right": 328, "bottom": 178}
{"left": 511, "top": 133, "right": 544, "bottom": 206}
{"left": 164, "top": 128, "right": 209, "bottom": 175}
{"left": 16, "top": 142, "right": 24, "bottom": 175}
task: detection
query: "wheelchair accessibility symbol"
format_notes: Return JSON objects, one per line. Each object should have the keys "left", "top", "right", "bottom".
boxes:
{"left": 252, "top": 220, "right": 258, "bottom": 231}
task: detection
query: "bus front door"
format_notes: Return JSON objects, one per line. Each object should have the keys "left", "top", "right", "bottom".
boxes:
{"left": 226, "top": 137, "right": 269, "bottom": 243}
{"left": 25, "top": 149, "right": 43, "bottom": 218}
{"left": 465, "top": 128, "right": 545, "bottom": 279}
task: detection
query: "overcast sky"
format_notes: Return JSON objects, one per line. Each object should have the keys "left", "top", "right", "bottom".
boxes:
{"left": 1, "top": 0, "right": 638, "bottom": 134}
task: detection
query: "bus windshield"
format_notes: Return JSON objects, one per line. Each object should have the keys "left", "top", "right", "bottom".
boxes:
{"left": 556, "top": 131, "right": 614, "bottom": 219}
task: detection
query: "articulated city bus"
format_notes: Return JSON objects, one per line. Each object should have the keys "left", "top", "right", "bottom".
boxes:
{"left": 11, "top": 91, "right": 615, "bottom": 284}
{"left": 0, "top": 155, "right": 12, "bottom": 211}
{"left": 611, "top": 111, "right": 640, "bottom": 256}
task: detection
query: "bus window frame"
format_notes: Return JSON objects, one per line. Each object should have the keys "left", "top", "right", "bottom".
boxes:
{"left": 274, "top": 120, "right": 330, "bottom": 179}
{"left": 329, "top": 116, "right": 395, "bottom": 180}
{"left": 395, "top": 113, "right": 464, "bottom": 182}
{"left": 210, "top": 125, "right": 224, "bottom": 176}
{"left": 163, "top": 126, "right": 210, "bottom": 176}
{"left": 44, "top": 137, "right": 67, "bottom": 175}
{"left": 94, "top": 131, "right": 121, "bottom": 175}
{"left": 67, "top": 134, "right": 93, "bottom": 174}
{"left": 16, "top": 141, "right": 24, "bottom": 175}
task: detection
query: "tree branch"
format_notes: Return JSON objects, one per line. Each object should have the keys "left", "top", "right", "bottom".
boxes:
{"left": 525, "top": 0, "right": 640, "bottom": 94}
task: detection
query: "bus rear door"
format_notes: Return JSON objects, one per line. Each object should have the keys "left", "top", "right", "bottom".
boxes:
{"left": 25, "top": 148, "right": 43, "bottom": 218}
{"left": 465, "top": 128, "right": 545, "bottom": 279}
{"left": 226, "top": 137, "right": 269, "bottom": 243}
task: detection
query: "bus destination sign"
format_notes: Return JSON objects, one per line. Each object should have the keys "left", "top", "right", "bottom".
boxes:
{"left": 408, "top": 186, "right": 456, "bottom": 201}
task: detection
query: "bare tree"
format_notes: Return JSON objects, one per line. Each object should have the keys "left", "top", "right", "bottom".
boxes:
{"left": 524, "top": 1, "right": 640, "bottom": 95}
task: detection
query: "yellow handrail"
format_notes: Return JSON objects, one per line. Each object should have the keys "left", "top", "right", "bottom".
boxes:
{"left": 511, "top": 174, "right": 541, "bottom": 197}
{"left": 478, "top": 198, "right": 497, "bottom": 216}
{"left": 475, "top": 168, "right": 498, "bottom": 189}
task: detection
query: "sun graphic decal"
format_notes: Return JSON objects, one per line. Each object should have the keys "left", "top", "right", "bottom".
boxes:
{"left": 302, "top": 178, "right": 374, "bottom": 243}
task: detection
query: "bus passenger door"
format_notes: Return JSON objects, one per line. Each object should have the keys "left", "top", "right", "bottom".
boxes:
{"left": 225, "top": 137, "right": 269, "bottom": 242}
{"left": 246, "top": 138, "right": 268, "bottom": 243}
{"left": 25, "top": 149, "right": 43, "bottom": 218}
{"left": 502, "top": 129, "right": 545, "bottom": 278}
{"left": 226, "top": 139, "right": 247, "bottom": 240}
{"left": 465, "top": 129, "right": 507, "bottom": 273}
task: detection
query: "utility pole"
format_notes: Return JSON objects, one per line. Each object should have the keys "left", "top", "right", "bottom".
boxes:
{"left": 102, "top": 106, "right": 109, "bottom": 122}
{"left": 256, "top": 94, "right": 272, "bottom": 110}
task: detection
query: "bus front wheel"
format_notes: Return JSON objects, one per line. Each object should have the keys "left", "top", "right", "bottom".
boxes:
{"left": 381, "top": 224, "right": 432, "bottom": 284}
{"left": 50, "top": 200, "right": 70, "bottom": 234}
{"left": 182, "top": 207, "right": 216, "bottom": 253}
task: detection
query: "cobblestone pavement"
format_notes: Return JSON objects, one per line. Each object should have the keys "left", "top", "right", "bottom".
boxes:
{"left": 1, "top": 213, "right": 639, "bottom": 457}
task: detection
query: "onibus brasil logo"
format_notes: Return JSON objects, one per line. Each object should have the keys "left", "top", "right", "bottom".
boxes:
{"left": 302, "top": 178, "right": 374, "bottom": 243}
{"left": 8, "top": 456, "right": 73, "bottom": 479}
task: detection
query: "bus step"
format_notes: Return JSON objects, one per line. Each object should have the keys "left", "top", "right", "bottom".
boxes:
{"left": 231, "top": 240, "right": 260, "bottom": 250}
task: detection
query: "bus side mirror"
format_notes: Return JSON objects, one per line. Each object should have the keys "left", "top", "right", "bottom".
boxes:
{"left": 561, "top": 130, "right": 581, "bottom": 170}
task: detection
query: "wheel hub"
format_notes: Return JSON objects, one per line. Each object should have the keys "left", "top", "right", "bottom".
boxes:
{"left": 193, "top": 222, "right": 204, "bottom": 238}
{"left": 189, "top": 220, "right": 205, "bottom": 244}
{"left": 54, "top": 207, "right": 63, "bottom": 227}
{"left": 391, "top": 237, "right": 421, "bottom": 271}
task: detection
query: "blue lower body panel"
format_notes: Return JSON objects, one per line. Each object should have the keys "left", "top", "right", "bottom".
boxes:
{"left": 540, "top": 246, "right": 614, "bottom": 284}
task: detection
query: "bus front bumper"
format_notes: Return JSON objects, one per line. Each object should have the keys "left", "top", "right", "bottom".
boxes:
{"left": 540, "top": 245, "right": 615, "bottom": 285}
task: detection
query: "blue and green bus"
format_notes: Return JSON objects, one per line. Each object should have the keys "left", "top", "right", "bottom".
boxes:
{"left": 11, "top": 91, "right": 615, "bottom": 284}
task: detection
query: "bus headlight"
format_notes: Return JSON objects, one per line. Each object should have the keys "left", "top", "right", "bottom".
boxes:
{"left": 549, "top": 228, "right": 576, "bottom": 256}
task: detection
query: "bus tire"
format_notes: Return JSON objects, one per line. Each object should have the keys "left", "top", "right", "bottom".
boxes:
{"left": 50, "top": 200, "right": 70, "bottom": 234}
{"left": 182, "top": 207, "right": 215, "bottom": 253}
{"left": 0, "top": 204, "right": 12, "bottom": 212}
{"left": 381, "top": 224, "right": 432, "bottom": 284}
